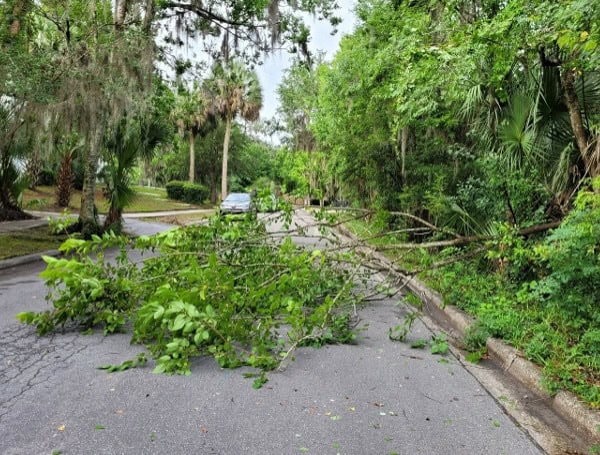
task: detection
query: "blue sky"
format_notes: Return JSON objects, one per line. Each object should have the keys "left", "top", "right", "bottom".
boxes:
{"left": 256, "top": 1, "right": 357, "bottom": 121}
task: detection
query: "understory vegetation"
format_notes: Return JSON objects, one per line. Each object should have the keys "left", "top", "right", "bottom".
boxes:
{"left": 270, "top": 0, "right": 600, "bottom": 408}
{"left": 344, "top": 178, "right": 600, "bottom": 406}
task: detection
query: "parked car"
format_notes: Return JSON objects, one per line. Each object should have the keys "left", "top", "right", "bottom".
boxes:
{"left": 219, "top": 193, "right": 254, "bottom": 214}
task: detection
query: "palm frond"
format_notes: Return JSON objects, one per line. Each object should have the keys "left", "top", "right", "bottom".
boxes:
{"left": 577, "top": 72, "right": 600, "bottom": 114}
{"left": 550, "top": 143, "right": 576, "bottom": 194}
{"left": 498, "top": 93, "right": 535, "bottom": 170}
{"left": 459, "top": 84, "right": 484, "bottom": 121}
{"left": 446, "top": 202, "right": 488, "bottom": 236}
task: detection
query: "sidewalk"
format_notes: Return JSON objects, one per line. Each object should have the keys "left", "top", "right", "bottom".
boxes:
{"left": 0, "top": 218, "right": 48, "bottom": 234}
{"left": 0, "top": 211, "right": 181, "bottom": 271}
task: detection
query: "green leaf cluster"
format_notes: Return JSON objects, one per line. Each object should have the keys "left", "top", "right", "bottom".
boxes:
{"left": 19, "top": 215, "right": 363, "bottom": 379}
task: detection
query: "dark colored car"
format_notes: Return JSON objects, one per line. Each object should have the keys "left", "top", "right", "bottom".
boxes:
{"left": 219, "top": 193, "right": 254, "bottom": 214}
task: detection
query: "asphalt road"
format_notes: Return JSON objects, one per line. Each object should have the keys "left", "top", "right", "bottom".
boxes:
{"left": 0, "top": 214, "right": 545, "bottom": 455}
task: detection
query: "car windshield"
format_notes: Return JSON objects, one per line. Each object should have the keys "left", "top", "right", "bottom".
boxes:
{"left": 223, "top": 193, "right": 250, "bottom": 203}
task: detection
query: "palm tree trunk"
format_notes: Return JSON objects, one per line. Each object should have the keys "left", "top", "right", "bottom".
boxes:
{"left": 189, "top": 131, "right": 195, "bottom": 183}
{"left": 115, "top": 0, "right": 128, "bottom": 31}
{"left": 80, "top": 128, "right": 102, "bottom": 237}
{"left": 221, "top": 117, "right": 232, "bottom": 199}
{"left": 401, "top": 126, "right": 408, "bottom": 183}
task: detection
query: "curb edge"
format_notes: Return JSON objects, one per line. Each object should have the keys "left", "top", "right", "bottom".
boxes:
{"left": 336, "top": 223, "right": 600, "bottom": 442}
{"left": 0, "top": 250, "right": 61, "bottom": 271}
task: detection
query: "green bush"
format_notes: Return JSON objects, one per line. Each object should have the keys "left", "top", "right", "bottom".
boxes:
{"left": 182, "top": 182, "right": 208, "bottom": 204}
{"left": 533, "top": 178, "right": 600, "bottom": 323}
{"left": 38, "top": 168, "right": 56, "bottom": 186}
{"left": 166, "top": 181, "right": 208, "bottom": 204}
{"left": 166, "top": 181, "right": 185, "bottom": 200}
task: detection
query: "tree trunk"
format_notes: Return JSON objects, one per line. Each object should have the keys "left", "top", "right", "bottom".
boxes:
{"left": 561, "top": 68, "right": 593, "bottom": 172}
{"left": 114, "top": 0, "right": 128, "bottom": 31}
{"left": 221, "top": 117, "right": 232, "bottom": 199}
{"left": 79, "top": 129, "right": 102, "bottom": 237}
{"left": 189, "top": 131, "right": 195, "bottom": 183}
{"left": 210, "top": 179, "right": 218, "bottom": 204}
{"left": 104, "top": 205, "right": 121, "bottom": 231}
{"left": 591, "top": 138, "right": 600, "bottom": 182}
{"left": 400, "top": 126, "right": 408, "bottom": 183}
{"left": 55, "top": 150, "right": 74, "bottom": 207}
{"left": 143, "top": 0, "right": 154, "bottom": 33}
{"left": 9, "top": 0, "right": 28, "bottom": 36}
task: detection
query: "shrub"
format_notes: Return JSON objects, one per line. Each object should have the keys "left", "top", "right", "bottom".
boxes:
{"left": 166, "top": 181, "right": 185, "bottom": 200}
{"left": 48, "top": 209, "right": 78, "bottom": 235}
{"left": 166, "top": 181, "right": 208, "bottom": 204}
{"left": 533, "top": 178, "right": 600, "bottom": 322}
{"left": 38, "top": 168, "right": 56, "bottom": 186}
{"left": 463, "top": 323, "right": 490, "bottom": 352}
{"left": 182, "top": 182, "right": 208, "bottom": 204}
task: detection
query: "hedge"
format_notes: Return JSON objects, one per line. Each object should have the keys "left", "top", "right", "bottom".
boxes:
{"left": 166, "top": 181, "right": 209, "bottom": 204}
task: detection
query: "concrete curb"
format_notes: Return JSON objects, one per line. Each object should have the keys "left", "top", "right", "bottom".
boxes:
{"left": 335, "top": 223, "right": 600, "bottom": 443}
{"left": 0, "top": 249, "right": 61, "bottom": 271}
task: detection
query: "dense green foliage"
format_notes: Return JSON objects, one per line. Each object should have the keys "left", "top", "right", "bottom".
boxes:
{"left": 269, "top": 0, "right": 600, "bottom": 406}
{"left": 276, "top": 0, "right": 600, "bottom": 221}
{"left": 427, "top": 179, "right": 600, "bottom": 403}
{"left": 0, "top": 0, "right": 338, "bottom": 225}
{"left": 18, "top": 216, "right": 362, "bottom": 378}
{"left": 165, "top": 181, "right": 209, "bottom": 204}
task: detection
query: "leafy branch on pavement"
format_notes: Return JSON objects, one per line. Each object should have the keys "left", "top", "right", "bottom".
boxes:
{"left": 17, "top": 213, "right": 366, "bottom": 381}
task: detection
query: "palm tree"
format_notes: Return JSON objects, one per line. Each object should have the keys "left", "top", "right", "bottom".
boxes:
{"left": 170, "top": 86, "right": 214, "bottom": 184}
{"left": 204, "top": 61, "right": 262, "bottom": 198}
{"left": 102, "top": 114, "right": 170, "bottom": 232}
{"left": 497, "top": 66, "right": 600, "bottom": 209}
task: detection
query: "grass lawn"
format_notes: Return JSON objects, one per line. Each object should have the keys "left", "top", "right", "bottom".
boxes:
{"left": 22, "top": 185, "right": 209, "bottom": 213}
{"left": 0, "top": 226, "right": 68, "bottom": 260}
{"left": 2, "top": 186, "right": 213, "bottom": 262}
